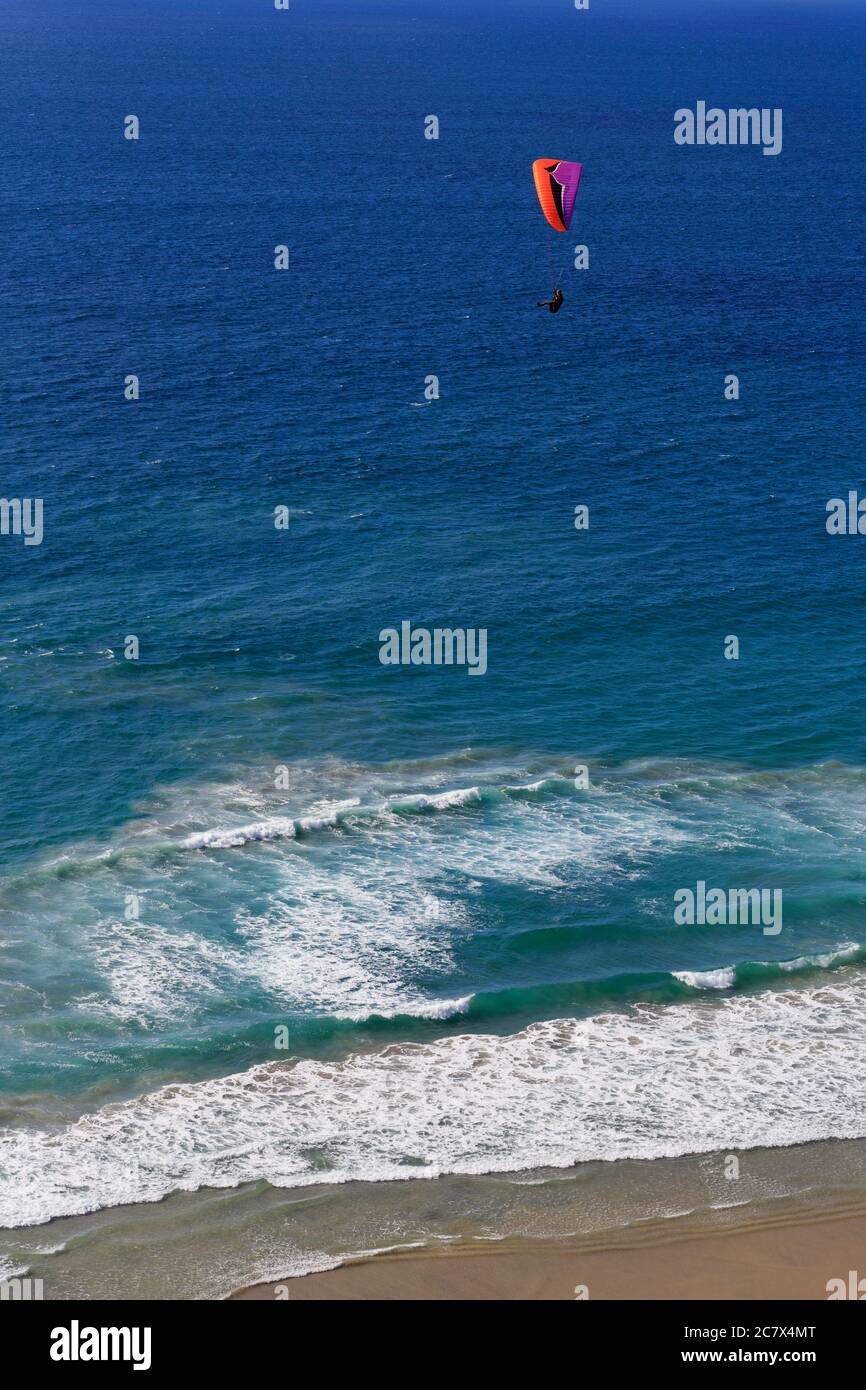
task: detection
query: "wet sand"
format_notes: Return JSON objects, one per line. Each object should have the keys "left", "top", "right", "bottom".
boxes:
{"left": 231, "top": 1211, "right": 866, "bottom": 1300}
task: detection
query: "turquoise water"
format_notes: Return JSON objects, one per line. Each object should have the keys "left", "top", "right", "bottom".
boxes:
{"left": 1, "top": 0, "right": 866, "bottom": 1253}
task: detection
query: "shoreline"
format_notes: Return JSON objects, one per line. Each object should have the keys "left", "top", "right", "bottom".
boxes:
{"left": 230, "top": 1209, "right": 866, "bottom": 1301}
{"left": 6, "top": 1135, "right": 866, "bottom": 1299}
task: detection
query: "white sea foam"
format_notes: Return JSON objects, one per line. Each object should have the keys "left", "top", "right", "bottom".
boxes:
{"left": 233, "top": 874, "right": 463, "bottom": 1021}
{"left": 182, "top": 817, "right": 298, "bottom": 850}
{"left": 13, "top": 756, "right": 866, "bottom": 1033}
{"left": 776, "top": 942, "right": 861, "bottom": 972}
{"left": 673, "top": 943, "right": 864, "bottom": 993}
{"left": 2, "top": 977, "right": 866, "bottom": 1230}
{"left": 503, "top": 778, "right": 554, "bottom": 795}
{"left": 144, "top": 768, "right": 674, "bottom": 1023}
{"left": 673, "top": 966, "right": 736, "bottom": 990}
{"left": 333, "top": 994, "right": 474, "bottom": 1023}
{"left": 179, "top": 787, "right": 485, "bottom": 849}
{"left": 75, "top": 918, "right": 238, "bottom": 1027}
{"left": 394, "top": 787, "right": 483, "bottom": 811}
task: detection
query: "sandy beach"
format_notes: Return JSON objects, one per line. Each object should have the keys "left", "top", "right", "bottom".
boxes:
{"left": 231, "top": 1211, "right": 866, "bottom": 1300}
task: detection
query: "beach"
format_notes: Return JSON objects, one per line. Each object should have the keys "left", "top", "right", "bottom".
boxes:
{"left": 232, "top": 1213, "right": 866, "bottom": 1301}
{"left": 1, "top": 1135, "right": 862, "bottom": 1301}
{"left": 226, "top": 1136, "right": 866, "bottom": 1301}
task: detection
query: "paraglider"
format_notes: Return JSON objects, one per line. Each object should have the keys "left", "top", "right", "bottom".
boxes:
{"left": 532, "top": 157, "right": 582, "bottom": 313}
{"left": 533, "top": 158, "right": 582, "bottom": 233}
{"left": 536, "top": 288, "right": 564, "bottom": 314}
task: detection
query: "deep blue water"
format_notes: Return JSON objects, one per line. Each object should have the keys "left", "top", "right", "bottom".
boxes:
{"left": 1, "top": 0, "right": 866, "bottom": 1232}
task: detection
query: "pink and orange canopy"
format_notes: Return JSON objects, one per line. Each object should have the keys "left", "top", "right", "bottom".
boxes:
{"left": 532, "top": 158, "right": 583, "bottom": 232}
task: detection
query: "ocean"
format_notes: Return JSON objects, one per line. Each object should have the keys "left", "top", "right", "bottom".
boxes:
{"left": 1, "top": 0, "right": 865, "bottom": 1297}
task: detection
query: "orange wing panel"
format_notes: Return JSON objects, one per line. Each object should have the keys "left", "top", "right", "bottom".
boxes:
{"left": 533, "top": 159, "right": 567, "bottom": 232}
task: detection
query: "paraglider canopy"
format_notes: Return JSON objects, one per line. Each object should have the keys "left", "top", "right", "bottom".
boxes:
{"left": 533, "top": 158, "right": 582, "bottom": 232}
